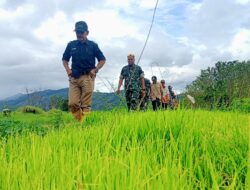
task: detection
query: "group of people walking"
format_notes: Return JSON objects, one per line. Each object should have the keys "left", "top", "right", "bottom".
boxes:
{"left": 117, "top": 54, "right": 178, "bottom": 111}
{"left": 62, "top": 20, "right": 177, "bottom": 122}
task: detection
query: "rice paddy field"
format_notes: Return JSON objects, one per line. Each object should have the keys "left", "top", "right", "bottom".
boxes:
{"left": 0, "top": 109, "right": 249, "bottom": 189}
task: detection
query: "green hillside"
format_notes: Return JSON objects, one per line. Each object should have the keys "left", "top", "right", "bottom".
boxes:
{"left": 0, "top": 109, "right": 249, "bottom": 189}
{"left": 0, "top": 88, "right": 123, "bottom": 111}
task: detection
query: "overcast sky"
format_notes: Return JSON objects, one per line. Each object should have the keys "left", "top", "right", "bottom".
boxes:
{"left": 0, "top": 0, "right": 250, "bottom": 99}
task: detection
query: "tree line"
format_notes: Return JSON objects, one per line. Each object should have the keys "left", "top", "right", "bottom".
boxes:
{"left": 185, "top": 60, "right": 250, "bottom": 111}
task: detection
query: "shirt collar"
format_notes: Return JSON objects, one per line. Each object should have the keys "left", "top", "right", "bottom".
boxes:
{"left": 128, "top": 63, "right": 135, "bottom": 67}
{"left": 77, "top": 39, "right": 90, "bottom": 45}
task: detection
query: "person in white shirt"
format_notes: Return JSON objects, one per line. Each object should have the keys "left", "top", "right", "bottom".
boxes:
{"left": 150, "top": 76, "right": 162, "bottom": 111}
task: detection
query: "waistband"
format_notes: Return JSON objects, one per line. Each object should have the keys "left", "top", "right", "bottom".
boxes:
{"left": 81, "top": 70, "right": 90, "bottom": 75}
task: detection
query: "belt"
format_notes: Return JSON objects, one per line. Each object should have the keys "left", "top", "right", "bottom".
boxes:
{"left": 81, "top": 70, "right": 90, "bottom": 75}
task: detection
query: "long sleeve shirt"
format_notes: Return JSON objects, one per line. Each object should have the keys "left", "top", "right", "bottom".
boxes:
{"left": 151, "top": 82, "right": 162, "bottom": 100}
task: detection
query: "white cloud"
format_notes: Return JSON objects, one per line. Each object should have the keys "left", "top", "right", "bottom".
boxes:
{"left": 137, "top": 0, "right": 158, "bottom": 9}
{"left": 187, "top": 0, "right": 250, "bottom": 48}
{"left": 105, "top": 0, "right": 161, "bottom": 9}
{"left": 228, "top": 28, "right": 250, "bottom": 59}
{"left": 236, "top": 0, "right": 250, "bottom": 5}
{"left": 72, "top": 9, "right": 144, "bottom": 45}
{"left": 34, "top": 11, "right": 73, "bottom": 47}
{"left": 190, "top": 2, "right": 202, "bottom": 11}
{"left": 0, "top": 4, "right": 35, "bottom": 21}
{"left": 105, "top": 0, "right": 132, "bottom": 8}
{"left": 0, "top": 0, "right": 250, "bottom": 99}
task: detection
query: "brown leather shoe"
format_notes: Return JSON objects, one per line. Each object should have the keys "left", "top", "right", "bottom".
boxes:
{"left": 72, "top": 109, "right": 83, "bottom": 122}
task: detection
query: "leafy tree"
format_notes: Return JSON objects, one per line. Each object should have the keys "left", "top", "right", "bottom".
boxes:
{"left": 186, "top": 60, "right": 250, "bottom": 110}
{"left": 49, "top": 96, "right": 68, "bottom": 111}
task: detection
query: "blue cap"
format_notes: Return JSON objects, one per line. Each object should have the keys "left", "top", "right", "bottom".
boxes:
{"left": 74, "top": 21, "right": 88, "bottom": 32}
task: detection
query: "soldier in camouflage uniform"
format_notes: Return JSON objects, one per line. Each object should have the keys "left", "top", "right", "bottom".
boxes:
{"left": 117, "top": 54, "right": 145, "bottom": 111}
{"left": 139, "top": 78, "right": 151, "bottom": 111}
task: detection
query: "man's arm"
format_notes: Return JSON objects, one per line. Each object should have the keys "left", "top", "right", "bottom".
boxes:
{"left": 140, "top": 78, "right": 145, "bottom": 90}
{"left": 90, "top": 43, "right": 106, "bottom": 77}
{"left": 90, "top": 60, "right": 105, "bottom": 78}
{"left": 62, "top": 42, "right": 72, "bottom": 76}
{"left": 116, "top": 78, "right": 123, "bottom": 95}
{"left": 95, "top": 60, "right": 105, "bottom": 73}
{"left": 63, "top": 60, "right": 72, "bottom": 76}
{"left": 140, "top": 77, "right": 146, "bottom": 97}
{"left": 150, "top": 85, "right": 154, "bottom": 100}
{"left": 139, "top": 67, "right": 146, "bottom": 97}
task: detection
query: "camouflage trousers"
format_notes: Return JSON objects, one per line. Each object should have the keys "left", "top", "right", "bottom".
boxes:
{"left": 125, "top": 90, "right": 141, "bottom": 111}
{"left": 139, "top": 95, "right": 150, "bottom": 111}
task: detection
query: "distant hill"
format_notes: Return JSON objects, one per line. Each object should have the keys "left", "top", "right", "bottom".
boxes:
{"left": 0, "top": 88, "right": 125, "bottom": 111}
{"left": 3, "top": 93, "right": 24, "bottom": 101}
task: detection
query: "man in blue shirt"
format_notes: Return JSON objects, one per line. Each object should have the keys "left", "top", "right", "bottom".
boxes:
{"left": 62, "top": 21, "right": 106, "bottom": 122}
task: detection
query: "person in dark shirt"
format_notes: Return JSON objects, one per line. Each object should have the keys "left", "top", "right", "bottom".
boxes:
{"left": 116, "top": 54, "right": 145, "bottom": 111}
{"left": 62, "top": 21, "right": 106, "bottom": 122}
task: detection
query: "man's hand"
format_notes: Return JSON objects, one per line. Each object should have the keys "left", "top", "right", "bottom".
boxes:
{"left": 90, "top": 68, "right": 97, "bottom": 78}
{"left": 66, "top": 68, "right": 72, "bottom": 76}
{"left": 141, "top": 89, "right": 146, "bottom": 98}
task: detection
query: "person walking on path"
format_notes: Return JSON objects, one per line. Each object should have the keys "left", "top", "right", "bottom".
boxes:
{"left": 168, "top": 85, "right": 178, "bottom": 109}
{"left": 117, "top": 54, "right": 145, "bottom": 111}
{"left": 150, "top": 76, "right": 162, "bottom": 111}
{"left": 62, "top": 21, "right": 106, "bottom": 121}
{"left": 160, "top": 79, "right": 169, "bottom": 110}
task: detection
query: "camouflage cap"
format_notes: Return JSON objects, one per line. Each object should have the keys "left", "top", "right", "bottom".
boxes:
{"left": 160, "top": 79, "right": 165, "bottom": 83}
{"left": 74, "top": 21, "right": 88, "bottom": 32}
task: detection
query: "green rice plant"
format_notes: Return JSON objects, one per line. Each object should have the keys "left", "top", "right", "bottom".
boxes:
{"left": 47, "top": 109, "right": 65, "bottom": 129}
{"left": 0, "top": 109, "right": 248, "bottom": 189}
{"left": 0, "top": 118, "right": 48, "bottom": 138}
{"left": 231, "top": 98, "right": 250, "bottom": 113}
